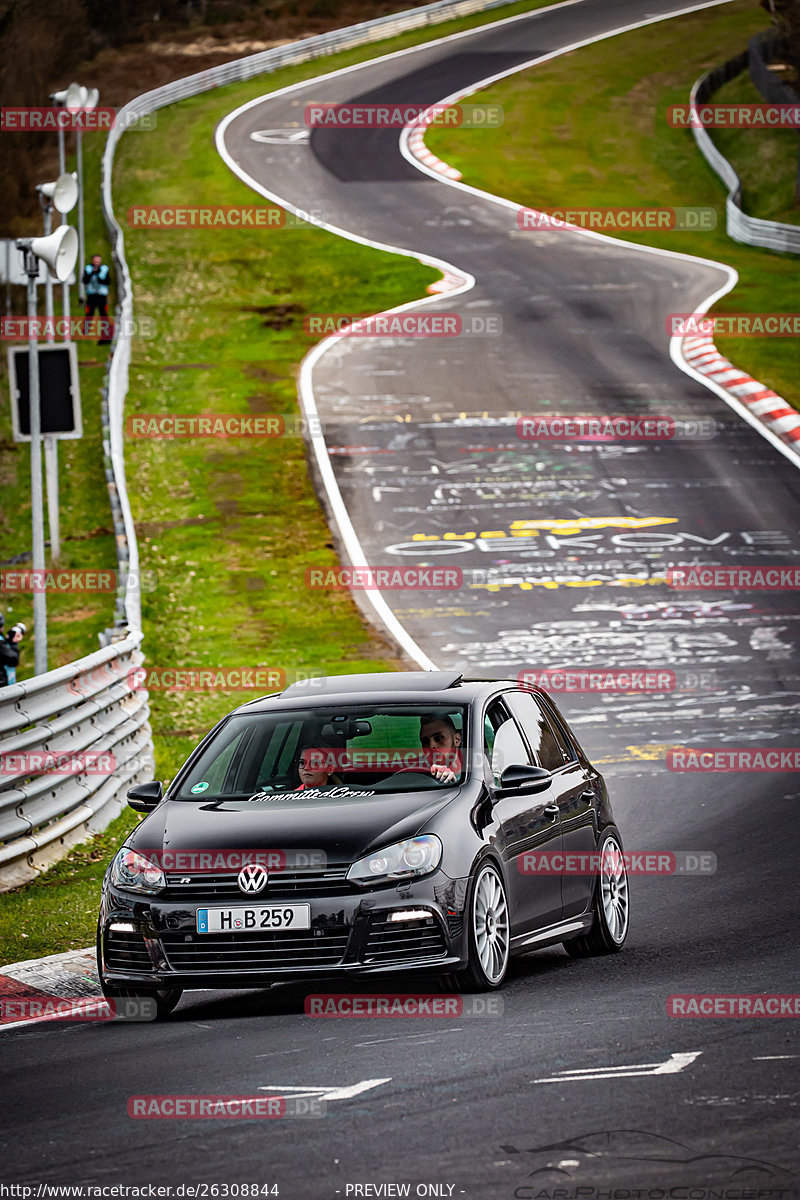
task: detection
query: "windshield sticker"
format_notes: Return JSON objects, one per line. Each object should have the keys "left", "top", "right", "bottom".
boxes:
{"left": 190, "top": 782, "right": 209, "bottom": 794}
{"left": 247, "top": 786, "right": 375, "bottom": 801}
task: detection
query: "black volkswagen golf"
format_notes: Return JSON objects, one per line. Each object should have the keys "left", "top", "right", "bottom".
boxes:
{"left": 97, "top": 671, "right": 629, "bottom": 1016}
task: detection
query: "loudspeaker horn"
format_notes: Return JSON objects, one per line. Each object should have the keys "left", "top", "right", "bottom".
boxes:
{"left": 82, "top": 87, "right": 99, "bottom": 111}
{"left": 37, "top": 173, "right": 79, "bottom": 215}
{"left": 30, "top": 225, "right": 79, "bottom": 282}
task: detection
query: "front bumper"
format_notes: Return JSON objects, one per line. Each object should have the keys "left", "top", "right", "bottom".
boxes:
{"left": 99, "top": 874, "right": 469, "bottom": 990}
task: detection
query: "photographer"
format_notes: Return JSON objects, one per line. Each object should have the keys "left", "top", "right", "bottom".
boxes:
{"left": 0, "top": 617, "right": 24, "bottom": 687}
{"left": 82, "top": 253, "right": 111, "bottom": 343}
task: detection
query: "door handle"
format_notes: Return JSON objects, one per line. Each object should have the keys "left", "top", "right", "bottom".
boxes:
{"left": 544, "top": 804, "right": 559, "bottom": 821}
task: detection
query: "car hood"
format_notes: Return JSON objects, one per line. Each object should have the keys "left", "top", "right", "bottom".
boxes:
{"left": 128, "top": 788, "right": 462, "bottom": 865}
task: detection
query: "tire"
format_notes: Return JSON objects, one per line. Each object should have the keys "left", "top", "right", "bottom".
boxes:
{"left": 451, "top": 861, "right": 510, "bottom": 991}
{"left": 563, "top": 829, "right": 629, "bottom": 957}
{"left": 96, "top": 924, "right": 183, "bottom": 1020}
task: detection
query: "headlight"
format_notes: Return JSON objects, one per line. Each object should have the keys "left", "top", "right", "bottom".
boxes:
{"left": 347, "top": 835, "right": 442, "bottom": 886}
{"left": 111, "top": 848, "right": 165, "bottom": 894}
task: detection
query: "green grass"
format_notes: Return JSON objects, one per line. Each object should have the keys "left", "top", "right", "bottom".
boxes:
{"left": 0, "top": 0, "right": 568, "bottom": 963}
{"left": 426, "top": 0, "right": 800, "bottom": 408}
{"left": 711, "top": 71, "right": 800, "bottom": 226}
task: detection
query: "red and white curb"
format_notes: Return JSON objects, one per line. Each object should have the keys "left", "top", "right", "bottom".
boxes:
{"left": 405, "top": 123, "right": 800, "bottom": 459}
{"left": 407, "top": 122, "right": 462, "bottom": 181}
{"left": 0, "top": 945, "right": 103, "bottom": 1030}
{"left": 682, "top": 335, "right": 800, "bottom": 452}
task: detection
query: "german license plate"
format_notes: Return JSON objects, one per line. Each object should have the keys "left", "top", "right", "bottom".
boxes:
{"left": 196, "top": 905, "right": 311, "bottom": 933}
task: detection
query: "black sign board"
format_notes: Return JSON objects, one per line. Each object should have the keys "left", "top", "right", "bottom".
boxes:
{"left": 8, "top": 344, "right": 82, "bottom": 441}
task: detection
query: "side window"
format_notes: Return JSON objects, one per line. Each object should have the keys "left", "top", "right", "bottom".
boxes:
{"left": 505, "top": 692, "right": 570, "bottom": 772}
{"left": 484, "top": 699, "right": 533, "bottom": 786}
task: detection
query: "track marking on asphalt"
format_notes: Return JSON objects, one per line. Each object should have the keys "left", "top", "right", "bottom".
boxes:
{"left": 250, "top": 128, "right": 309, "bottom": 143}
{"left": 255, "top": 1047, "right": 305, "bottom": 1057}
{"left": 256, "top": 1078, "right": 392, "bottom": 1101}
{"left": 533, "top": 1050, "right": 701, "bottom": 1082}
{"left": 754, "top": 1055, "right": 799, "bottom": 1060}
{"left": 354, "top": 1028, "right": 465, "bottom": 1047}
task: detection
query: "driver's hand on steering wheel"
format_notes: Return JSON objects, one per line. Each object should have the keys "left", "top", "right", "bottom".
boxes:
{"left": 430, "top": 763, "right": 457, "bottom": 783}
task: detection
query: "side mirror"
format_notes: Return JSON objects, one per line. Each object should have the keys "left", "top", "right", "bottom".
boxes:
{"left": 497, "top": 764, "right": 551, "bottom": 794}
{"left": 127, "top": 780, "right": 163, "bottom": 813}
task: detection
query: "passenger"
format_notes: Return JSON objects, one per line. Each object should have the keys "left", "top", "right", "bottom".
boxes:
{"left": 419, "top": 714, "right": 462, "bottom": 784}
{"left": 295, "top": 743, "right": 342, "bottom": 792}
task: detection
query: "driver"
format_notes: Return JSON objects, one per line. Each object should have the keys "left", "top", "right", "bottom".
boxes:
{"left": 419, "top": 714, "right": 462, "bottom": 784}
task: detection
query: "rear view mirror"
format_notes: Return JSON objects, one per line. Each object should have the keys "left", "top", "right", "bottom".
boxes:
{"left": 127, "top": 780, "right": 163, "bottom": 813}
{"left": 498, "top": 764, "right": 551, "bottom": 793}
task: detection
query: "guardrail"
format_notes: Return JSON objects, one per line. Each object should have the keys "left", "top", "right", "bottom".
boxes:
{"left": 1, "top": 0, "right": 543, "bottom": 893}
{"left": 690, "top": 52, "right": 800, "bottom": 255}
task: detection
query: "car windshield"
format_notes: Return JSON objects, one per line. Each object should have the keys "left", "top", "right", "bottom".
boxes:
{"left": 174, "top": 705, "right": 468, "bottom": 800}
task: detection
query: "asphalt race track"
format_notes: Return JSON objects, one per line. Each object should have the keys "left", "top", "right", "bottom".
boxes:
{"left": 3, "top": 0, "right": 799, "bottom": 1195}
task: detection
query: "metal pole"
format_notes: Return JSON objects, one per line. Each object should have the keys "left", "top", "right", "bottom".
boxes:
{"left": 23, "top": 249, "right": 48, "bottom": 675}
{"left": 77, "top": 130, "right": 85, "bottom": 303}
{"left": 57, "top": 126, "right": 70, "bottom": 327}
{"left": 40, "top": 200, "right": 61, "bottom": 563}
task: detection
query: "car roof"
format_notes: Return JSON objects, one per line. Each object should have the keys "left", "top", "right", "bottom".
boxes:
{"left": 231, "top": 671, "right": 544, "bottom": 714}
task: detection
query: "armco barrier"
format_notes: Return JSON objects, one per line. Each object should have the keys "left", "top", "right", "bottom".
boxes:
{"left": 1, "top": 0, "right": 534, "bottom": 892}
{"left": 0, "top": 636, "right": 153, "bottom": 891}
{"left": 690, "top": 52, "right": 800, "bottom": 255}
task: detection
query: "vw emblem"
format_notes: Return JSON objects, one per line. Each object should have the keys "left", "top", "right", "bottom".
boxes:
{"left": 238, "top": 863, "right": 268, "bottom": 894}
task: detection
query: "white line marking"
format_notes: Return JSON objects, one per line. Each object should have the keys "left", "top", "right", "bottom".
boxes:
{"left": 534, "top": 1050, "right": 701, "bottom": 1082}
{"left": 256, "top": 1078, "right": 391, "bottom": 1100}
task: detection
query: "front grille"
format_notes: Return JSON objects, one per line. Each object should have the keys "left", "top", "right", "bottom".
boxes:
{"left": 161, "top": 928, "right": 350, "bottom": 973}
{"left": 364, "top": 915, "right": 448, "bottom": 964}
{"left": 162, "top": 867, "right": 353, "bottom": 900}
{"left": 105, "top": 930, "right": 154, "bottom": 973}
